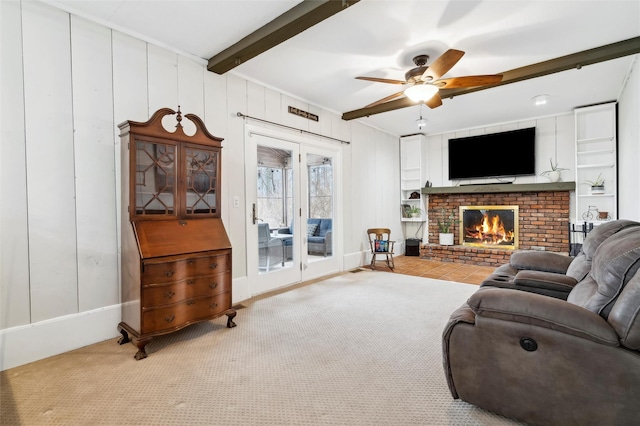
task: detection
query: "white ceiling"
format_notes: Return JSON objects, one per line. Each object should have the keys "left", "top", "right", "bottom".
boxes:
{"left": 49, "top": 0, "right": 640, "bottom": 136}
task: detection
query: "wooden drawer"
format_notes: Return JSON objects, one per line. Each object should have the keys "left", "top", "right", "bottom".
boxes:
{"left": 142, "top": 252, "right": 230, "bottom": 285}
{"left": 141, "top": 292, "right": 231, "bottom": 334}
{"left": 142, "top": 273, "right": 230, "bottom": 308}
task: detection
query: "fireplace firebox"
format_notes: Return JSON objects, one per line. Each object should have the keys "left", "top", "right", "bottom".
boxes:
{"left": 460, "top": 205, "right": 518, "bottom": 249}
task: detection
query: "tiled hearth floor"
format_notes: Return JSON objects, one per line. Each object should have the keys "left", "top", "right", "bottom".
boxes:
{"left": 369, "top": 255, "right": 496, "bottom": 285}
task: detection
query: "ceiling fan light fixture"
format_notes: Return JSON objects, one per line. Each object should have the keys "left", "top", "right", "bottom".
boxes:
{"left": 405, "top": 84, "right": 439, "bottom": 102}
{"left": 416, "top": 116, "right": 427, "bottom": 129}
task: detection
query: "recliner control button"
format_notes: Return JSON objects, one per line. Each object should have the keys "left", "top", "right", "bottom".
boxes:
{"left": 520, "top": 337, "right": 538, "bottom": 351}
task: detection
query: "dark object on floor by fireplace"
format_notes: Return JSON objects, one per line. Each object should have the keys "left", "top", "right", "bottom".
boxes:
{"left": 443, "top": 219, "right": 640, "bottom": 425}
{"left": 405, "top": 238, "right": 420, "bottom": 256}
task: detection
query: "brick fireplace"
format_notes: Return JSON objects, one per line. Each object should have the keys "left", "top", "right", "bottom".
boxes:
{"left": 421, "top": 183, "right": 574, "bottom": 267}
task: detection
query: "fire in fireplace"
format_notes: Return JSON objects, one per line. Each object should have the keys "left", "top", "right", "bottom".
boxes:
{"left": 459, "top": 205, "right": 519, "bottom": 249}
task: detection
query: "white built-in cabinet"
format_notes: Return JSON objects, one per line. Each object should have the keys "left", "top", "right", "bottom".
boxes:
{"left": 400, "top": 135, "right": 426, "bottom": 224}
{"left": 574, "top": 102, "right": 617, "bottom": 224}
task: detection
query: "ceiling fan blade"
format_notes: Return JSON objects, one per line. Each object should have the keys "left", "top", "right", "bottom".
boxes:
{"left": 364, "top": 91, "right": 406, "bottom": 108}
{"left": 356, "top": 76, "right": 407, "bottom": 85}
{"left": 436, "top": 74, "right": 503, "bottom": 89}
{"left": 422, "top": 49, "right": 464, "bottom": 81}
{"left": 425, "top": 93, "right": 443, "bottom": 109}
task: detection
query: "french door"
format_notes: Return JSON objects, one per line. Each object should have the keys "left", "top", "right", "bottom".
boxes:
{"left": 246, "top": 128, "right": 340, "bottom": 296}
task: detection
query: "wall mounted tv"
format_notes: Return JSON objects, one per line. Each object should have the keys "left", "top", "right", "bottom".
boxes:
{"left": 448, "top": 127, "right": 536, "bottom": 180}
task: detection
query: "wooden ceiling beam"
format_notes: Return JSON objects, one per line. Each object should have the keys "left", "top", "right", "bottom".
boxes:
{"left": 342, "top": 36, "right": 640, "bottom": 121}
{"left": 208, "top": 0, "right": 360, "bottom": 75}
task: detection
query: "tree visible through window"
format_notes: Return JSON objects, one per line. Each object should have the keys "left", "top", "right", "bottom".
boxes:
{"left": 256, "top": 155, "right": 333, "bottom": 228}
{"left": 308, "top": 162, "right": 332, "bottom": 219}
{"left": 257, "top": 166, "right": 284, "bottom": 227}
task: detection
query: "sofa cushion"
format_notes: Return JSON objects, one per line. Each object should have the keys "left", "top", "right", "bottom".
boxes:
{"left": 582, "top": 220, "right": 640, "bottom": 260}
{"left": 317, "top": 218, "right": 331, "bottom": 237}
{"left": 608, "top": 271, "right": 640, "bottom": 350}
{"left": 579, "top": 227, "right": 640, "bottom": 318}
{"left": 307, "top": 223, "right": 318, "bottom": 236}
{"left": 565, "top": 252, "right": 591, "bottom": 281}
{"left": 307, "top": 218, "right": 322, "bottom": 235}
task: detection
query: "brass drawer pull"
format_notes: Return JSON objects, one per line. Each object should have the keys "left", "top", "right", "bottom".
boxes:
{"left": 209, "top": 282, "right": 218, "bottom": 290}
{"left": 210, "top": 302, "right": 218, "bottom": 309}
{"left": 165, "top": 315, "right": 175, "bottom": 323}
{"left": 165, "top": 270, "right": 175, "bottom": 277}
{"left": 210, "top": 262, "right": 218, "bottom": 269}
{"left": 165, "top": 291, "right": 175, "bottom": 299}
{"left": 186, "top": 300, "right": 195, "bottom": 305}
{"left": 187, "top": 279, "right": 195, "bottom": 285}
{"left": 187, "top": 259, "right": 195, "bottom": 265}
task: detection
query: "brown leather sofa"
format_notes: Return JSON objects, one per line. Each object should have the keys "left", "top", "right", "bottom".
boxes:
{"left": 442, "top": 220, "right": 640, "bottom": 425}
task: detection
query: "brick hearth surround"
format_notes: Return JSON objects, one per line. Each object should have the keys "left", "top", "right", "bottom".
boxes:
{"left": 422, "top": 190, "right": 571, "bottom": 267}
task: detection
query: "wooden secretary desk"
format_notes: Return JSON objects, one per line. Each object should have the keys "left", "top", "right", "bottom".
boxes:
{"left": 118, "top": 107, "right": 235, "bottom": 360}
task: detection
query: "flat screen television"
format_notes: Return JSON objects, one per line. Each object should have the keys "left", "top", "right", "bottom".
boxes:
{"left": 448, "top": 127, "right": 536, "bottom": 180}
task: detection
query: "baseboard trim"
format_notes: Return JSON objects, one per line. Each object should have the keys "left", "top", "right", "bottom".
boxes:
{"left": 0, "top": 304, "right": 121, "bottom": 371}
{"left": 343, "top": 251, "right": 366, "bottom": 270}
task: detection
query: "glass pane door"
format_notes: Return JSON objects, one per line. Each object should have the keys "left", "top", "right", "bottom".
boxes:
{"left": 300, "top": 146, "right": 340, "bottom": 281}
{"left": 307, "top": 153, "right": 333, "bottom": 261}
{"left": 247, "top": 134, "right": 301, "bottom": 295}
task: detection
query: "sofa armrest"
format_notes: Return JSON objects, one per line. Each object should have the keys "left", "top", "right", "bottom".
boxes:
{"left": 324, "top": 231, "right": 333, "bottom": 256}
{"left": 467, "top": 287, "right": 619, "bottom": 346}
{"left": 510, "top": 250, "right": 573, "bottom": 274}
{"left": 442, "top": 304, "right": 476, "bottom": 399}
{"left": 514, "top": 270, "right": 577, "bottom": 292}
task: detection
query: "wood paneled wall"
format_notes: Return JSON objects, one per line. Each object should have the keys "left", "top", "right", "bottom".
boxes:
{"left": 0, "top": 1, "right": 399, "bottom": 333}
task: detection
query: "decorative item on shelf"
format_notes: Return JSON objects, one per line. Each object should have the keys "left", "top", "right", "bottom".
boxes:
{"left": 408, "top": 205, "right": 423, "bottom": 218}
{"left": 540, "top": 157, "right": 569, "bottom": 183}
{"left": 433, "top": 207, "right": 456, "bottom": 245}
{"left": 582, "top": 205, "right": 601, "bottom": 221}
{"left": 409, "top": 191, "right": 420, "bottom": 199}
{"left": 598, "top": 211, "right": 611, "bottom": 221}
{"left": 585, "top": 173, "right": 605, "bottom": 194}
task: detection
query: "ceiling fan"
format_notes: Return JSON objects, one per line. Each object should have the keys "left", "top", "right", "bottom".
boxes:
{"left": 355, "top": 49, "right": 503, "bottom": 110}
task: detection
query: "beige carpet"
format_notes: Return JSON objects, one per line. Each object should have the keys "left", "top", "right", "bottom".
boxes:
{"left": 1, "top": 270, "right": 521, "bottom": 425}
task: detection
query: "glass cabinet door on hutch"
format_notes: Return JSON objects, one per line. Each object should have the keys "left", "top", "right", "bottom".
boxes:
{"left": 184, "top": 143, "right": 219, "bottom": 216}
{"left": 118, "top": 107, "right": 234, "bottom": 360}
{"left": 133, "top": 138, "right": 178, "bottom": 217}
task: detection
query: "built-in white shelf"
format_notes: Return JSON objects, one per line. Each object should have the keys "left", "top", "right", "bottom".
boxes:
{"left": 574, "top": 102, "right": 617, "bottom": 224}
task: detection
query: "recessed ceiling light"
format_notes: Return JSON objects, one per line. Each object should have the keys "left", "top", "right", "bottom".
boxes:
{"left": 532, "top": 94, "right": 550, "bottom": 106}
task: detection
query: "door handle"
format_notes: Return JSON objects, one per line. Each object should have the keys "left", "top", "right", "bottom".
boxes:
{"left": 252, "top": 203, "right": 258, "bottom": 224}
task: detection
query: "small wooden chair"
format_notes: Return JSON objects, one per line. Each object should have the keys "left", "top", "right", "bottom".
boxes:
{"left": 367, "top": 228, "right": 395, "bottom": 270}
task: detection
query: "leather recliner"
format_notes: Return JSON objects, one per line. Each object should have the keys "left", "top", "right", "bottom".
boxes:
{"left": 480, "top": 219, "right": 640, "bottom": 299}
{"left": 442, "top": 221, "right": 640, "bottom": 425}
